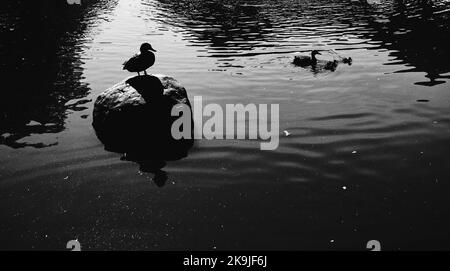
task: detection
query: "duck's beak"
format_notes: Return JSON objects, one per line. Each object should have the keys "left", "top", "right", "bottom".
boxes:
{"left": 150, "top": 47, "right": 157, "bottom": 52}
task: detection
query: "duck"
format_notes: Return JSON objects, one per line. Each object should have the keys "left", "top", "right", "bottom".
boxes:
{"left": 310, "top": 59, "right": 339, "bottom": 74}
{"left": 342, "top": 57, "right": 352, "bottom": 65}
{"left": 323, "top": 60, "right": 339, "bottom": 71}
{"left": 328, "top": 49, "right": 352, "bottom": 65}
{"left": 293, "top": 50, "right": 352, "bottom": 74}
{"left": 293, "top": 50, "right": 321, "bottom": 67}
{"left": 123, "top": 43, "right": 156, "bottom": 76}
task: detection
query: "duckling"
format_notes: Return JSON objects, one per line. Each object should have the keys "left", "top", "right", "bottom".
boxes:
{"left": 123, "top": 43, "right": 156, "bottom": 76}
{"left": 293, "top": 50, "right": 321, "bottom": 67}
{"left": 328, "top": 49, "right": 352, "bottom": 65}
{"left": 310, "top": 59, "right": 339, "bottom": 74}
{"left": 342, "top": 57, "right": 352, "bottom": 65}
{"left": 323, "top": 60, "right": 339, "bottom": 71}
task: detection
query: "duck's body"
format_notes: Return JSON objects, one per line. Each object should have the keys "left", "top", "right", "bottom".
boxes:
{"left": 123, "top": 43, "right": 156, "bottom": 76}
{"left": 323, "top": 60, "right": 339, "bottom": 71}
{"left": 293, "top": 50, "right": 321, "bottom": 67}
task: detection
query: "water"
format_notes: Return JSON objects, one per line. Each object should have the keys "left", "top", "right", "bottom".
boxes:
{"left": 0, "top": 0, "right": 450, "bottom": 250}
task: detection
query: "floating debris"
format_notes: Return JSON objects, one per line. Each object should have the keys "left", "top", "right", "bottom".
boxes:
{"left": 1, "top": 133, "right": 13, "bottom": 139}
{"left": 27, "top": 120, "right": 41, "bottom": 127}
{"left": 283, "top": 130, "right": 291, "bottom": 137}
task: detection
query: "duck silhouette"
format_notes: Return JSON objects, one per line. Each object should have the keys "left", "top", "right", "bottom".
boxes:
{"left": 293, "top": 50, "right": 352, "bottom": 73}
{"left": 310, "top": 59, "right": 339, "bottom": 74}
{"left": 328, "top": 49, "right": 352, "bottom": 65}
{"left": 293, "top": 50, "right": 321, "bottom": 67}
{"left": 123, "top": 43, "right": 156, "bottom": 76}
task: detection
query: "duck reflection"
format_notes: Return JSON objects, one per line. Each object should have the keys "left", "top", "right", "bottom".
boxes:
{"left": 121, "top": 153, "right": 168, "bottom": 187}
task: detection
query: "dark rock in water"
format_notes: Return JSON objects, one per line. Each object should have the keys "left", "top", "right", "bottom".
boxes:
{"left": 93, "top": 74, "right": 193, "bottom": 162}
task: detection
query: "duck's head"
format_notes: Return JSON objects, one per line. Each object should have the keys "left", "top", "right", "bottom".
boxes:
{"left": 140, "top": 43, "right": 157, "bottom": 53}
{"left": 311, "top": 50, "right": 321, "bottom": 57}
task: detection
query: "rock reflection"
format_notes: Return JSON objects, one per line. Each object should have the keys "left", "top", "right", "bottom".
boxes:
{"left": 92, "top": 75, "right": 194, "bottom": 187}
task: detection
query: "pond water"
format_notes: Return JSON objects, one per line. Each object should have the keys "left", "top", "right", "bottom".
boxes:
{"left": 1, "top": 0, "right": 450, "bottom": 250}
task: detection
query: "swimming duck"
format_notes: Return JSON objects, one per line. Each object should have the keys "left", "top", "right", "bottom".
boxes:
{"left": 342, "top": 57, "right": 352, "bottom": 65}
{"left": 293, "top": 50, "right": 321, "bottom": 67}
{"left": 123, "top": 43, "right": 156, "bottom": 76}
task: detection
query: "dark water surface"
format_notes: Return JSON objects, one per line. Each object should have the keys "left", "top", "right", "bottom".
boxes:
{"left": 1, "top": 0, "right": 450, "bottom": 250}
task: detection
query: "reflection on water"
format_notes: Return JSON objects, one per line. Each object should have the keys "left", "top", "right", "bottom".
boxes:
{"left": 365, "top": 0, "right": 450, "bottom": 86}
{"left": 0, "top": 0, "right": 118, "bottom": 148}
{"left": 1, "top": 0, "right": 450, "bottom": 250}
{"left": 1, "top": 0, "right": 449, "bottom": 148}
{"left": 149, "top": 0, "right": 450, "bottom": 84}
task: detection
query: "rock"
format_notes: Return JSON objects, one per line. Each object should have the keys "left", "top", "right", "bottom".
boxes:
{"left": 93, "top": 74, "right": 193, "bottom": 161}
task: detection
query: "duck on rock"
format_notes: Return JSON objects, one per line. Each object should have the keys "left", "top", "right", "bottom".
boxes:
{"left": 123, "top": 43, "right": 156, "bottom": 76}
